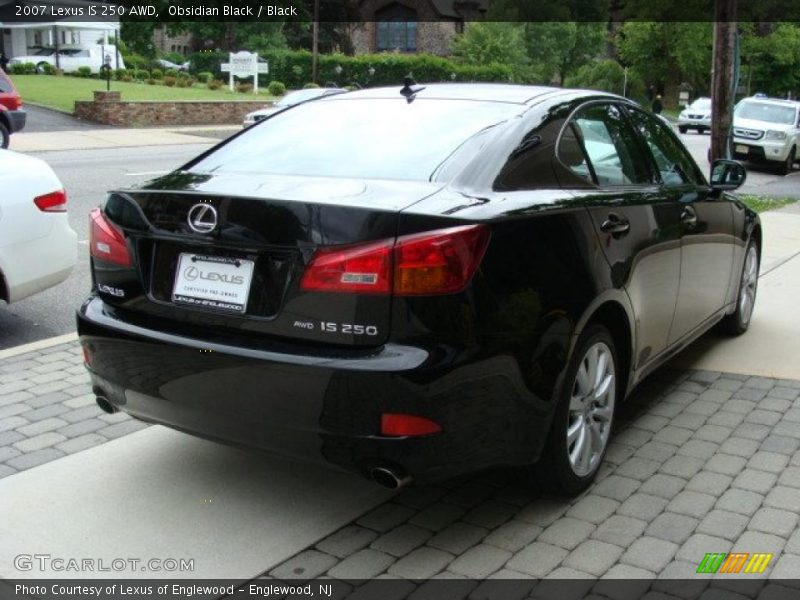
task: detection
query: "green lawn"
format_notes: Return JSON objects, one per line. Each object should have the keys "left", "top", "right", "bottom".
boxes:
{"left": 13, "top": 75, "right": 275, "bottom": 113}
{"left": 739, "top": 195, "right": 797, "bottom": 213}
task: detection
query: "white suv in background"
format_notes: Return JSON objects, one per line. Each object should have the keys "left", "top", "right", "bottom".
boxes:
{"left": 732, "top": 97, "right": 800, "bottom": 175}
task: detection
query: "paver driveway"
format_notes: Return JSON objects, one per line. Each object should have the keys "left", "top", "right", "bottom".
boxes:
{"left": 1, "top": 340, "right": 799, "bottom": 596}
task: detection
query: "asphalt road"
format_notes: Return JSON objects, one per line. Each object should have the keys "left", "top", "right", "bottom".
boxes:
{"left": 0, "top": 127, "right": 797, "bottom": 350}
{"left": 0, "top": 143, "right": 214, "bottom": 349}
{"left": 22, "top": 105, "right": 106, "bottom": 132}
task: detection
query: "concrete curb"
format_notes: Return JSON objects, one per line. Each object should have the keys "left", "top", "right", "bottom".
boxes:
{"left": 0, "top": 332, "right": 78, "bottom": 360}
{"left": 23, "top": 101, "right": 79, "bottom": 117}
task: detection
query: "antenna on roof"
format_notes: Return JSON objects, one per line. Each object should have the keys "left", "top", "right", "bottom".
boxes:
{"left": 400, "top": 75, "right": 426, "bottom": 103}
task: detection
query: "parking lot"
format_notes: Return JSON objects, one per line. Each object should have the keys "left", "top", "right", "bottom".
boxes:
{"left": 2, "top": 110, "right": 800, "bottom": 594}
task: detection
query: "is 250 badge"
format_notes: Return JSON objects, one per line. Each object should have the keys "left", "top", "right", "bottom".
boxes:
{"left": 293, "top": 320, "right": 379, "bottom": 336}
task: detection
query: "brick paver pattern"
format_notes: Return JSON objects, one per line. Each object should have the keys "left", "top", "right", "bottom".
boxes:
{"left": 2, "top": 341, "right": 800, "bottom": 593}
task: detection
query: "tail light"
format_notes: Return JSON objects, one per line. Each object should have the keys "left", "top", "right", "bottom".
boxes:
{"left": 381, "top": 413, "right": 442, "bottom": 437}
{"left": 300, "top": 225, "right": 489, "bottom": 296}
{"left": 33, "top": 190, "right": 67, "bottom": 212}
{"left": 89, "top": 208, "right": 132, "bottom": 267}
{"left": 3, "top": 96, "right": 22, "bottom": 110}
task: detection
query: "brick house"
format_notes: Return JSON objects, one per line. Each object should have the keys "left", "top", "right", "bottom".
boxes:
{"left": 351, "top": 0, "right": 489, "bottom": 56}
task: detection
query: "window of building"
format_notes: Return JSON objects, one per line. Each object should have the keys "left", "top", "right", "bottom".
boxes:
{"left": 376, "top": 3, "right": 417, "bottom": 52}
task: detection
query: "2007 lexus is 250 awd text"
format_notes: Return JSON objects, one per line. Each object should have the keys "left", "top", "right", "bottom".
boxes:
{"left": 77, "top": 83, "right": 760, "bottom": 494}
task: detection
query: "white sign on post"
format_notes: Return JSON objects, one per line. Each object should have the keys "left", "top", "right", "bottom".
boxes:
{"left": 220, "top": 51, "right": 269, "bottom": 93}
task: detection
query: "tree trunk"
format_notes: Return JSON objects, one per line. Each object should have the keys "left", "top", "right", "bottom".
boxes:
{"left": 710, "top": 0, "right": 737, "bottom": 163}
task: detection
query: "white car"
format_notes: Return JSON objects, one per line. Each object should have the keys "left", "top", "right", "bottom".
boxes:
{"left": 9, "top": 45, "right": 125, "bottom": 74}
{"left": 0, "top": 150, "right": 77, "bottom": 303}
{"left": 243, "top": 88, "right": 346, "bottom": 127}
{"left": 677, "top": 97, "right": 712, "bottom": 134}
{"left": 733, "top": 96, "right": 800, "bottom": 175}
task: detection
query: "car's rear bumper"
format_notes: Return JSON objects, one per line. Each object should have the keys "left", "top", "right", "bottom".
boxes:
{"left": 6, "top": 109, "right": 26, "bottom": 133}
{"left": 677, "top": 118, "right": 710, "bottom": 129}
{"left": 77, "top": 296, "right": 556, "bottom": 483}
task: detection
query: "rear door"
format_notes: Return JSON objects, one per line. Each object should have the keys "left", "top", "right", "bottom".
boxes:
{"left": 562, "top": 102, "right": 683, "bottom": 368}
{"left": 624, "top": 106, "right": 734, "bottom": 343}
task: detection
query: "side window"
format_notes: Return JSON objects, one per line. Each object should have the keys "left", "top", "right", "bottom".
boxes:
{"left": 625, "top": 107, "right": 704, "bottom": 186}
{"left": 558, "top": 103, "right": 649, "bottom": 187}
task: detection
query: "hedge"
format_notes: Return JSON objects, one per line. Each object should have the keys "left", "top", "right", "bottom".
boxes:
{"left": 187, "top": 50, "right": 514, "bottom": 89}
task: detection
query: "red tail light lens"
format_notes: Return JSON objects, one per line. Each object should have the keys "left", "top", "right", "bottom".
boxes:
{"left": 394, "top": 225, "right": 489, "bottom": 296}
{"left": 299, "top": 239, "right": 393, "bottom": 294}
{"left": 300, "top": 225, "right": 488, "bottom": 296}
{"left": 381, "top": 413, "right": 442, "bottom": 437}
{"left": 89, "top": 208, "right": 132, "bottom": 267}
{"left": 33, "top": 189, "right": 67, "bottom": 212}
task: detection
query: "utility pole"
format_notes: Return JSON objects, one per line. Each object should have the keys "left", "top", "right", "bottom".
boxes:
{"left": 710, "top": 0, "right": 737, "bottom": 163}
{"left": 312, "top": 0, "right": 320, "bottom": 84}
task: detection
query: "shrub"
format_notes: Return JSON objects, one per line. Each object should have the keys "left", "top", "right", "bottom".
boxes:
{"left": 163, "top": 76, "right": 177, "bottom": 87}
{"left": 147, "top": 78, "right": 158, "bottom": 85}
{"left": 41, "top": 63, "right": 56, "bottom": 75}
{"left": 303, "top": 82, "right": 320, "bottom": 89}
{"left": 134, "top": 69, "right": 149, "bottom": 80}
{"left": 176, "top": 77, "right": 195, "bottom": 88}
{"left": 207, "top": 79, "right": 224, "bottom": 90}
{"left": 195, "top": 71, "right": 213, "bottom": 83}
{"left": 113, "top": 68, "right": 128, "bottom": 81}
{"left": 76, "top": 66, "right": 92, "bottom": 78}
{"left": 150, "top": 68, "right": 163, "bottom": 80}
{"left": 10, "top": 62, "right": 36, "bottom": 75}
{"left": 236, "top": 82, "right": 254, "bottom": 94}
{"left": 121, "top": 75, "right": 133, "bottom": 83}
{"left": 165, "top": 68, "right": 179, "bottom": 78}
{"left": 267, "top": 80, "right": 286, "bottom": 96}
{"left": 123, "top": 53, "right": 147, "bottom": 70}
{"left": 187, "top": 51, "right": 227, "bottom": 77}
{"left": 163, "top": 51, "right": 186, "bottom": 65}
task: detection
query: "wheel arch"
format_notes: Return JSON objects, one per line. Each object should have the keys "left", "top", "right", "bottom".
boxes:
{"left": 572, "top": 292, "right": 635, "bottom": 398}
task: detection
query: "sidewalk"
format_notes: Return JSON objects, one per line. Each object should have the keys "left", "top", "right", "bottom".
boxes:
{"left": 8, "top": 124, "right": 240, "bottom": 152}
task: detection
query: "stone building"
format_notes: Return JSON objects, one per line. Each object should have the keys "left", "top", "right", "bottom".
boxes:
{"left": 351, "top": 0, "right": 489, "bottom": 56}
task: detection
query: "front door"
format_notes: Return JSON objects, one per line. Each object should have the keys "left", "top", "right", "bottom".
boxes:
{"left": 624, "top": 106, "right": 734, "bottom": 343}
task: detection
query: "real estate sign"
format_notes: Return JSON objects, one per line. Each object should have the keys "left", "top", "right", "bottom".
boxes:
{"left": 221, "top": 51, "right": 269, "bottom": 93}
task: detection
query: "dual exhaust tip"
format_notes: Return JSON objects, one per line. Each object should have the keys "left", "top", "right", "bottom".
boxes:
{"left": 369, "top": 466, "right": 412, "bottom": 489}
{"left": 93, "top": 386, "right": 118, "bottom": 415}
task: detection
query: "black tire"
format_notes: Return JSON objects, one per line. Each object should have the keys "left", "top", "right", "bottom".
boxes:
{"left": 780, "top": 147, "right": 796, "bottom": 176}
{"left": 534, "top": 324, "right": 618, "bottom": 496}
{"left": 720, "top": 239, "right": 759, "bottom": 335}
{"left": 0, "top": 121, "right": 9, "bottom": 149}
{"left": 678, "top": 126, "right": 688, "bottom": 134}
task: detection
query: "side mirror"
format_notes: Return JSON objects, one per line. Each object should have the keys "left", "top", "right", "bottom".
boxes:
{"left": 710, "top": 159, "right": 746, "bottom": 191}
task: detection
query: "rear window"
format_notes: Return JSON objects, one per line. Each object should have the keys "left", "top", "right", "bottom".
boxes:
{"left": 0, "top": 72, "right": 13, "bottom": 94}
{"left": 189, "top": 98, "right": 522, "bottom": 181}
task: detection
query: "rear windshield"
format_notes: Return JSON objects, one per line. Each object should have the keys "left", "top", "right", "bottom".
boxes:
{"left": 690, "top": 98, "right": 711, "bottom": 110}
{"left": 736, "top": 101, "right": 797, "bottom": 125}
{"left": 189, "top": 98, "right": 522, "bottom": 181}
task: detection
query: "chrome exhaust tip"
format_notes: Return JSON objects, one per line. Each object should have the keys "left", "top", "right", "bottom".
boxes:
{"left": 93, "top": 387, "right": 117, "bottom": 414}
{"left": 370, "top": 466, "right": 412, "bottom": 489}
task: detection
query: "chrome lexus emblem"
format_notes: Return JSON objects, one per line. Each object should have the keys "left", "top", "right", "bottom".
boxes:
{"left": 187, "top": 203, "right": 218, "bottom": 234}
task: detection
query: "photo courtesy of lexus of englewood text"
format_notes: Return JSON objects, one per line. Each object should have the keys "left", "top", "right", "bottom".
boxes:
{"left": 1, "top": 0, "right": 800, "bottom": 599}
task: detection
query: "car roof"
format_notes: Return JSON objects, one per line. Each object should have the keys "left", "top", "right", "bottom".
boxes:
{"left": 329, "top": 83, "right": 584, "bottom": 105}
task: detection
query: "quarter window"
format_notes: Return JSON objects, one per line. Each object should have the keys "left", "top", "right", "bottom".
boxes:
{"left": 558, "top": 103, "right": 649, "bottom": 186}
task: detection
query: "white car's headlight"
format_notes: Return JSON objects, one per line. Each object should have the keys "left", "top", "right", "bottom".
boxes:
{"left": 766, "top": 130, "right": 787, "bottom": 140}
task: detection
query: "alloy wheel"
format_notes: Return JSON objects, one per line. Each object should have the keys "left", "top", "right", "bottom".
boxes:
{"left": 566, "top": 341, "right": 615, "bottom": 477}
{"left": 739, "top": 245, "right": 758, "bottom": 325}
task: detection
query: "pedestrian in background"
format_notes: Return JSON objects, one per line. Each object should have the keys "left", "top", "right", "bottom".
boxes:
{"left": 0, "top": 51, "right": 9, "bottom": 72}
{"left": 652, "top": 94, "right": 663, "bottom": 115}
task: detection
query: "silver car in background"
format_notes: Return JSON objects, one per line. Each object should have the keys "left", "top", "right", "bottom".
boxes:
{"left": 678, "top": 97, "right": 712, "bottom": 134}
{"left": 242, "top": 87, "right": 345, "bottom": 127}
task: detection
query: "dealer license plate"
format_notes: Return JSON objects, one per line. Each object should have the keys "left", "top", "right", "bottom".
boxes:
{"left": 172, "top": 254, "right": 254, "bottom": 313}
{"left": 735, "top": 144, "right": 749, "bottom": 154}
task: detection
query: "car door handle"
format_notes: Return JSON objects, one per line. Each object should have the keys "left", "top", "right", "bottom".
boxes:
{"left": 600, "top": 214, "right": 630, "bottom": 236}
{"left": 681, "top": 206, "right": 698, "bottom": 226}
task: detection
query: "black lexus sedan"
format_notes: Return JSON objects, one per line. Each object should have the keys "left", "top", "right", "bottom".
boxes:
{"left": 78, "top": 84, "right": 760, "bottom": 495}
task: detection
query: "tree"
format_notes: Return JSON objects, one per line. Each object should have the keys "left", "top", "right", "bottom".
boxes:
{"left": 523, "top": 22, "right": 607, "bottom": 85}
{"left": 119, "top": 21, "right": 156, "bottom": 56}
{"left": 452, "top": 22, "right": 530, "bottom": 70}
{"left": 741, "top": 23, "right": 800, "bottom": 96}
